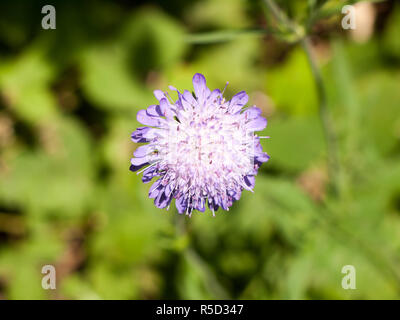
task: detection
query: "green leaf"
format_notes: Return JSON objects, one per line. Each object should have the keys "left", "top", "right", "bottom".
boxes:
{"left": 266, "top": 116, "right": 326, "bottom": 172}
{"left": 80, "top": 8, "right": 187, "bottom": 112}
{"left": 0, "top": 44, "right": 58, "bottom": 124}
{"left": 360, "top": 71, "right": 400, "bottom": 156}
{"left": 188, "top": 0, "right": 251, "bottom": 30}
{"left": 0, "top": 118, "right": 94, "bottom": 218}
{"left": 266, "top": 48, "right": 318, "bottom": 115}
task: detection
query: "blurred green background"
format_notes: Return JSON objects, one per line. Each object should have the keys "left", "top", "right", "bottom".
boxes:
{"left": 0, "top": 0, "right": 400, "bottom": 300}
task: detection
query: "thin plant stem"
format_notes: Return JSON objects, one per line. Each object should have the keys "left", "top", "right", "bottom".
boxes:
{"left": 264, "top": 0, "right": 339, "bottom": 193}
{"left": 301, "top": 37, "right": 340, "bottom": 194}
{"left": 185, "top": 29, "right": 269, "bottom": 45}
{"left": 262, "top": 1, "right": 400, "bottom": 291}
{"left": 263, "top": 0, "right": 291, "bottom": 27}
{"left": 175, "top": 215, "right": 230, "bottom": 299}
{"left": 263, "top": 0, "right": 304, "bottom": 39}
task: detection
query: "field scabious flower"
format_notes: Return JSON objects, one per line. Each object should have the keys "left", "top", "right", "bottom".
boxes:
{"left": 130, "top": 73, "right": 269, "bottom": 216}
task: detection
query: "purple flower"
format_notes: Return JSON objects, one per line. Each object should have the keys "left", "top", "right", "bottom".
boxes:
{"left": 130, "top": 73, "right": 269, "bottom": 216}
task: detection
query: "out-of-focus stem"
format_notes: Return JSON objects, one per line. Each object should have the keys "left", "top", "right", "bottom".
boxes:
{"left": 264, "top": 0, "right": 339, "bottom": 193}
{"left": 175, "top": 216, "right": 230, "bottom": 299}
{"left": 301, "top": 37, "right": 339, "bottom": 193}
{"left": 263, "top": 0, "right": 291, "bottom": 27}
{"left": 185, "top": 29, "right": 269, "bottom": 45}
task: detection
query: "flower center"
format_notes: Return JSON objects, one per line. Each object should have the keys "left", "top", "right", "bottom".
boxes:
{"left": 154, "top": 108, "right": 255, "bottom": 196}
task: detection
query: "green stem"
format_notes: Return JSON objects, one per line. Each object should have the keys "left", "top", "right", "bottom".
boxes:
{"left": 264, "top": 0, "right": 339, "bottom": 192}
{"left": 175, "top": 215, "right": 230, "bottom": 299}
{"left": 263, "top": 0, "right": 291, "bottom": 27}
{"left": 188, "top": 0, "right": 342, "bottom": 206}
{"left": 185, "top": 29, "right": 269, "bottom": 45}
{"left": 301, "top": 37, "right": 339, "bottom": 193}
{"left": 261, "top": 0, "right": 400, "bottom": 294}
{"left": 263, "top": 0, "right": 304, "bottom": 39}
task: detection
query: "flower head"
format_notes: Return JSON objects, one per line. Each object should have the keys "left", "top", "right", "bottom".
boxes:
{"left": 130, "top": 73, "right": 269, "bottom": 216}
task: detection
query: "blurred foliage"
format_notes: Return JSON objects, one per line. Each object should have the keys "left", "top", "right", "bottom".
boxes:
{"left": 0, "top": 0, "right": 399, "bottom": 300}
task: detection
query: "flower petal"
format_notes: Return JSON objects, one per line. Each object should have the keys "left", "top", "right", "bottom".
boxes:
{"left": 244, "top": 175, "right": 255, "bottom": 189}
{"left": 208, "top": 89, "right": 221, "bottom": 104}
{"left": 142, "top": 166, "right": 158, "bottom": 183}
{"left": 159, "top": 98, "right": 175, "bottom": 119}
{"left": 247, "top": 117, "right": 267, "bottom": 131}
{"left": 182, "top": 90, "right": 196, "bottom": 108}
{"left": 131, "top": 127, "right": 150, "bottom": 143}
{"left": 175, "top": 196, "right": 187, "bottom": 214}
{"left": 256, "top": 152, "right": 270, "bottom": 163}
{"left": 153, "top": 90, "right": 165, "bottom": 101}
{"left": 149, "top": 179, "right": 162, "bottom": 198}
{"left": 229, "top": 91, "right": 248, "bottom": 113}
{"left": 243, "top": 106, "right": 262, "bottom": 120}
{"left": 131, "top": 156, "right": 148, "bottom": 166}
{"left": 133, "top": 145, "right": 150, "bottom": 157}
{"left": 137, "top": 109, "right": 161, "bottom": 126}
{"left": 192, "top": 73, "right": 209, "bottom": 105}
{"left": 130, "top": 156, "right": 149, "bottom": 172}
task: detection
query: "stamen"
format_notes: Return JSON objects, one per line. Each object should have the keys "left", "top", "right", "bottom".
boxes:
{"left": 136, "top": 161, "right": 160, "bottom": 175}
